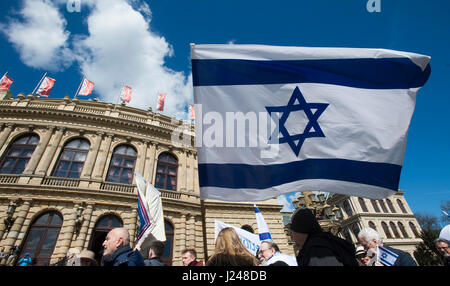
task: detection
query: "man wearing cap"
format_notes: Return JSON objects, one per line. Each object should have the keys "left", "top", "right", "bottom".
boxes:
{"left": 290, "top": 208, "right": 358, "bottom": 266}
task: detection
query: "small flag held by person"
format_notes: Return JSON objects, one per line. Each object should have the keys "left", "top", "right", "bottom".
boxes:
{"left": 254, "top": 204, "right": 272, "bottom": 241}
{"left": 135, "top": 172, "right": 166, "bottom": 250}
{"left": 157, "top": 93, "right": 166, "bottom": 111}
{"left": 377, "top": 245, "right": 399, "bottom": 266}
{"left": 36, "top": 76, "right": 56, "bottom": 97}
{"left": 78, "top": 77, "right": 94, "bottom": 96}
{"left": 0, "top": 73, "right": 13, "bottom": 90}
{"left": 120, "top": 85, "right": 132, "bottom": 103}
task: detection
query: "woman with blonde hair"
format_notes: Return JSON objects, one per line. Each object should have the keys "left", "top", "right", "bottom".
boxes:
{"left": 206, "top": 227, "right": 259, "bottom": 266}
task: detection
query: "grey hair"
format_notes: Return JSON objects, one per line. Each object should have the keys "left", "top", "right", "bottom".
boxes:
{"left": 434, "top": 238, "right": 449, "bottom": 245}
{"left": 358, "top": 227, "right": 383, "bottom": 243}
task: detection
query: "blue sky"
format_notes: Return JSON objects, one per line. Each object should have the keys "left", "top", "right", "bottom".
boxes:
{"left": 0, "top": 0, "right": 449, "bottom": 219}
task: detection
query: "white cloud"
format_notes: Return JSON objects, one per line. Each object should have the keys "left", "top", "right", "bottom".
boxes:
{"left": 73, "top": 0, "right": 192, "bottom": 117}
{"left": 1, "top": 0, "right": 74, "bottom": 71}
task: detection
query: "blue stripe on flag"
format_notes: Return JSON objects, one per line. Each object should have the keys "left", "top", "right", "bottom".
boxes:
{"left": 198, "top": 159, "right": 401, "bottom": 190}
{"left": 379, "top": 246, "right": 399, "bottom": 258}
{"left": 379, "top": 257, "right": 394, "bottom": 266}
{"left": 192, "top": 58, "right": 431, "bottom": 89}
{"left": 259, "top": 232, "right": 272, "bottom": 241}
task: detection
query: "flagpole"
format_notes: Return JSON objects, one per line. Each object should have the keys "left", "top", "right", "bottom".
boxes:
{"left": 31, "top": 72, "right": 47, "bottom": 95}
{"left": 73, "top": 75, "right": 85, "bottom": 99}
{"left": 200, "top": 199, "right": 208, "bottom": 263}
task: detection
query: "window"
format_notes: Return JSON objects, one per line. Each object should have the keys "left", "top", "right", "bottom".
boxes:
{"left": 20, "top": 211, "right": 63, "bottom": 266}
{"left": 0, "top": 134, "right": 39, "bottom": 174}
{"left": 389, "top": 222, "right": 401, "bottom": 238}
{"left": 343, "top": 228, "right": 352, "bottom": 243}
{"left": 52, "top": 138, "right": 90, "bottom": 178}
{"left": 371, "top": 200, "right": 381, "bottom": 213}
{"left": 397, "top": 199, "right": 408, "bottom": 214}
{"left": 409, "top": 222, "right": 421, "bottom": 238}
{"left": 378, "top": 200, "right": 389, "bottom": 213}
{"left": 386, "top": 199, "right": 396, "bottom": 213}
{"left": 358, "top": 198, "right": 368, "bottom": 212}
{"left": 381, "top": 222, "right": 393, "bottom": 239}
{"left": 106, "top": 145, "right": 137, "bottom": 184}
{"left": 155, "top": 153, "right": 178, "bottom": 191}
{"left": 343, "top": 201, "right": 353, "bottom": 217}
{"left": 161, "top": 220, "right": 174, "bottom": 266}
{"left": 351, "top": 223, "right": 361, "bottom": 238}
{"left": 368, "top": 221, "right": 377, "bottom": 231}
{"left": 398, "top": 222, "right": 409, "bottom": 238}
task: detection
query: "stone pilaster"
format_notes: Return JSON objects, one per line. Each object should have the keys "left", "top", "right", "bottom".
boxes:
{"left": 81, "top": 132, "right": 104, "bottom": 179}
{"left": 143, "top": 142, "right": 156, "bottom": 183}
{"left": 2, "top": 200, "right": 31, "bottom": 252}
{"left": 35, "top": 127, "right": 65, "bottom": 175}
{"left": 23, "top": 126, "right": 55, "bottom": 175}
{"left": 0, "top": 123, "right": 15, "bottom": 155}
{"left": 92, "top": 133, "right": 114, "bottom": 179}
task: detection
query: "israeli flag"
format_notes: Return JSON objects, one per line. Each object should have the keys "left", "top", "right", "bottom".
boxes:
{"left": 254, "top": 204, "right": 272, "bottom": 241}
{"left": 191, "top": 44, "right": 431, "bottom": 201}
{"left": 377, "top": 245, "right": 399, "bottom": 266}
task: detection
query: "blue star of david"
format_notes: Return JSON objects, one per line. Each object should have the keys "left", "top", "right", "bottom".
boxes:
{"left": 265, "top": 86, "right": 329, "bottom": 156}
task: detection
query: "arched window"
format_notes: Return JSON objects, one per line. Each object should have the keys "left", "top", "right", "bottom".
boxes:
{"left": 88, "top": 214, "right": 123, "bottom": 264}
{"left": 106, "top": 145, "right": 137, "bottom": 184}
{"left": 398, "top": 222, "right": 409, "bottom": 238}
{"left": 368, "top": 221, "right": 377, "bottom": 231}
{"left": 389, "top": 222, "right": 401, "bottom": 238}
{"left": 20, "top": 211, "right": 63, "bottom": 266}
{"left": 358, "top": 198, "right": 368, "bottom": 212}
{"left": 371, "top": 200, "right": 381, "bottom": 213}
{"left": 343, "top": 200, "right": 353, "bottom": 217}
{"left": 409, "top": 222, "right": 421, "bottom": 238}
{"left": 0, "top": 134, "right": 39, "bottom": 174}
{"left": 381, "top": 222, "right": 393, "bottom": 239}
{"left": 343, "top": 228, "right": 353, "bottom": 243}
{"left": 397, "top": 199, "right": 408, "bottom": 214}
{"left": 386, "top": 199, "right": 396, "bottom": 213}
{"left": 52, "top": 138, "right": 90, "bottom": 178}
{"left": 378, "top": 200, "right": 389, "bottom": 213}
{"left": 155, "top": 153, "right": 178, "bottom": 191}
{"left": 351, "top": 223, "right": 361, "bottom": 238}
{"left": 161, "top": 220, "right": 174, "bottom": 266}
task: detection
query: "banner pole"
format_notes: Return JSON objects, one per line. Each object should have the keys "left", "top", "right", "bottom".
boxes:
{"left": 73, "top": 75, "right": 84, "bottom": 99}
{"left": 32, "top": 72, "right": 47, "bottom": 95}
{"left": 200, "top": 199, "right": 208, "bottom": 263}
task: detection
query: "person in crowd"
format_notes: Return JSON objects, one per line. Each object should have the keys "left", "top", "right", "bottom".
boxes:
{"left": 258, "top": 241, "right": 297, "bottom": 266}
{"left": 6, "top": 245, "right": 20, "bottom": 266}
{"left": 101, "top": 227, "right": 145, "bottom": 266}
{"left": 357, "top": 227, "right": 417, "bottom": 266}
{"left": 181, "top": 248, "right": 203, "bottom": 266}
{"left": 355, "top": 246, "right": 367, "bottom": 266}
{"left": 0, "top": 247, "right": 7, "bottom": 266}
{"left": 206, "top": 227, "right": 259, "bottom": 266}
{"left": 255, "top": 248, "right": 267, "bottom": 266}
{"left": 144, "top": 240, "right": 166, "bottom": 266}
{"left": 290, "top": 208, "right": 358, "bottom": 266}
{"left": 79, "top": 250, "right": 98, "bottom": 266}
{"left": 18, "top": 253, "right": 32, "bottom": 266}
{"left": 434, "top": 238, "right": 450, "bottom": 266}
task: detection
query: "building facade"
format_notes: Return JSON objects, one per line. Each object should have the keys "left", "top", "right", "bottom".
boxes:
{"left": 328, "top": 191, "right": 423, "bottom": 257}
{"left": 0, "top": 90, "right": 292, "bottom": 266}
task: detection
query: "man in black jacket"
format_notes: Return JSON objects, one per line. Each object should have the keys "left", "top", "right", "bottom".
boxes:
{"left": 101, "top": 227, "right": 145, "bottom": 266}
{"left": 358, "top": 227, "right": 417, "bottom": 266}
{"left": 144, "top": 240, "right": 166, "bottom": 266}
{"left": 290, "top": 208, "right": 358, "bottom": 266}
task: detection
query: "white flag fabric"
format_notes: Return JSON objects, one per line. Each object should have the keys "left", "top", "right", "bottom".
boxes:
{"left": 377, "top": 245, "right": 399, "bottom": 266}
{"left": 36, "top": 76, "right": 56, "bottom": 97}
{"left": 78, "top": 78, "right": 94, "bottom": 96}
{"left": 214, "top": 220, "right": 260, "bottom": 256}
{"left": 191, "top": 44, "right": 431, "bottom": 201}
{"left": 254, "top": 204, "right": 272, "bottom": 241}
{"left": 135, "top": 173, "right": 166, "bottom": 250}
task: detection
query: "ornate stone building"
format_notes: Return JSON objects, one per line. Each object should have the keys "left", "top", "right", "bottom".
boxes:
{"left": 328, "top": 190, "right": 423, "bottom": 257}
{"left": 0, "top": 89, "right": 292, "bottom": 266}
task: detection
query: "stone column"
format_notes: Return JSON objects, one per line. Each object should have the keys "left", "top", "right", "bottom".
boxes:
{"left": 35, "top": 127, "right": 65, "bottom": 176}
{"left": 180, "top": 214, "right": 187, "bottom": 251}
{"left": 135, "top": 140, "right": 148, "bottom": 177}
{"left": 92, "top": 134, "right": 114, "bottom": 179}
{"left": 143, "top": 142, "right": 156, "bottom": 183}
{"left": 23, "top": 127, "right": 55, "bottom": 175}
{"left": 81, "top": 132, "right": 104, "bottom": 179}
{"left": 69, "top": 203, "right": 94, "bottom": 250}
{"left": 128, "top": 208, "right": 138, "bottom": 247}
{"left": 2, "top": 200, "right": 31, "bottom": 252}
{"left": 0, "top": 123, "right": 15, "bottom": 152}
{"left": 54, "top": 207, "right": 76, "bottom": 261}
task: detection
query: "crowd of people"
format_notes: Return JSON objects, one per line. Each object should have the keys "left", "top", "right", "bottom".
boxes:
{"left": 1, "top": 208, "right": 448, "bottom": 267}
